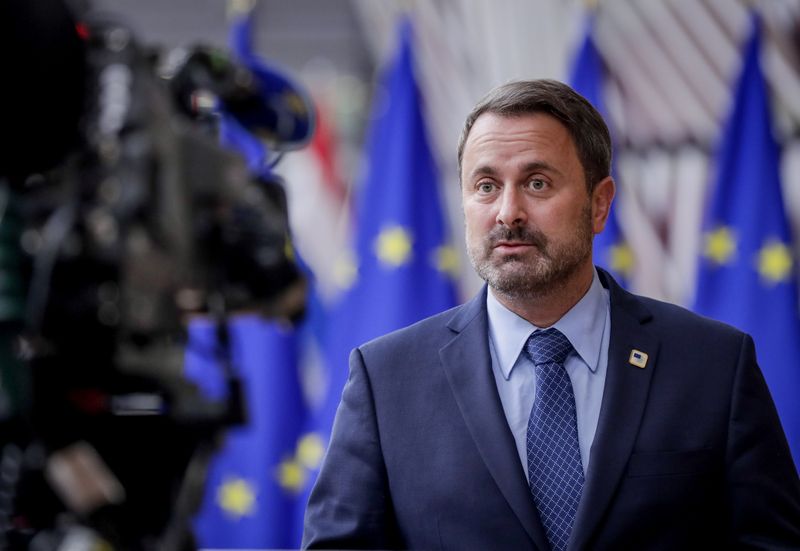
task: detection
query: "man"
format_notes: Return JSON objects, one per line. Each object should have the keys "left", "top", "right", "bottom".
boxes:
{"left": 303, "top": 80, "right": 800, "bottom": 550}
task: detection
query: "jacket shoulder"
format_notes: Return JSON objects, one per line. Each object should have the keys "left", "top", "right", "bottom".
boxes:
{"left": 358, "top": 302, "right": 466, "bottom": 357}
{"left": 600, "top": 267, "right": 747, "bottom": 342}
{"left": 636, "top": 293, "right": 747, "bottom": 340}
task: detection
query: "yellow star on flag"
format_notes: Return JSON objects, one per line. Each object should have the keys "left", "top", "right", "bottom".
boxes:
{"left": 609, "top": 242, "right": 635, "bottom": 278}
{"left": 297, "top": 432, "right": 326, "bottom": 470}
{"left": 375, "top": 226, "right": 413, "bottom": 268}
{"left": 217, "top": 477, "right": 257, "bottom": 519}
{"left": 432, "top": 245, "right": 460, "bottom": 279}
{"left": 704, "top": 226, "right": 737, "bottom": 265}
{"left": 333, "top": 250, "right": 358, "bottom": 290}
{"left": 273, "top": 432, "right": 327, "bottom": 494}
{"left": 276, "top": 457, "right": 307, "bottom": 494}
{"left": 757, "top": 241, "right": 793, "bottom": 284}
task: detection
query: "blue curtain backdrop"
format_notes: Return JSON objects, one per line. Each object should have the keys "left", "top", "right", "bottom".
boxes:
{"left": 292, "top": 16, "right": 460, "bottom": 543}
{"left": 568, "top": 14, "right": 631, "bottom": 287}
{"left": 693, "top": 14, "right": 800, "bottom": 468}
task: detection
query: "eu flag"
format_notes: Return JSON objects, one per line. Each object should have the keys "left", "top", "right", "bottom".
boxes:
{"left": 186, "top": 317, "right": 307, "bottom": 548}
{"left": 568, "top": 15, "right": 632, "bottom": 287}
{"left": 693, "top": 14, "right": 800, "bottom": 467}
{"left": 294, "top": 16, "right": 459, "bottom": 538}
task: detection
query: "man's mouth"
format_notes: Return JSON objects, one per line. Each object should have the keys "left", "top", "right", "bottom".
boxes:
{"left": 493, "top": 241, "right": 536, "bottom": 252}
{"left": 486, "top": 228, "right": 547, "bottom": 256}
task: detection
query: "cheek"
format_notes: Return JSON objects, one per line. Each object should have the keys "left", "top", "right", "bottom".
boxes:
{"left": 463, "top": 201, "right": 494, "bottom": 230}
{"left": 528, "top": 201, "right": 562, "bottom": 226}
{"left": 538, "top": 198, "right": 587, "bottom": 234}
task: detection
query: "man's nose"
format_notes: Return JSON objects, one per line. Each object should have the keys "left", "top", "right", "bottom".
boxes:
{"left": 496, "top": 186, "right": 527, "bottom": 227}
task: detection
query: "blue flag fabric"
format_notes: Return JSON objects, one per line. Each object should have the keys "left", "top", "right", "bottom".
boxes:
{"left": 321, "top": 15, "right": 459, "bottom": 444}
{"left": 186, "top": 317, "right": 307, "bottom": 548}
{"left": 693, "top": 14, "right": 800, "bottom": 467}
{"left": 568, "top": 16, "right": 631, "bottom": 287}
{"left": 292, "top": 16, "right": 459, "bottom": 541}
{"left": 322, "top": 15, "right": 458, "bottom": 437}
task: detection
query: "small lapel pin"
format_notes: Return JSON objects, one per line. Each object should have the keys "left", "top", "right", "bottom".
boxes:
{"left": 629, "top": 349, "right": 648, "bottom": 369}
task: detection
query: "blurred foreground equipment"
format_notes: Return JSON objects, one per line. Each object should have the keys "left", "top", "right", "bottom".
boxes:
{"left": 0, "top": 1, "right": 315, "bottom": 549}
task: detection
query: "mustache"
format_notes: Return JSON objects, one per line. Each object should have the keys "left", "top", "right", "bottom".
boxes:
{"left": 486, "top": 226, "right": 548, "bottom": 250}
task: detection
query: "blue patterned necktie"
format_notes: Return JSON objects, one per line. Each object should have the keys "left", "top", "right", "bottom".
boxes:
{"left": 525, "top": 328, "right": 583, "bottom": 551}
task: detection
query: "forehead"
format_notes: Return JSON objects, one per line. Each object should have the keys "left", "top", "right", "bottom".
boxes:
{"left": 461, "top": 112, "right": 581, "bottom": 180}
{"left": 465, "top": 112, "right": 575, "bottom": 155}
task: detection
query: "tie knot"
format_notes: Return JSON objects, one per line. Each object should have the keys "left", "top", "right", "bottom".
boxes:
{"left": 525, "top": 328, "right": 573, "bottom": 365}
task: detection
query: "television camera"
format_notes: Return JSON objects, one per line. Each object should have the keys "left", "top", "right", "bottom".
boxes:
{"left": 0, "top": 3, "right": 314, "bottom": 550}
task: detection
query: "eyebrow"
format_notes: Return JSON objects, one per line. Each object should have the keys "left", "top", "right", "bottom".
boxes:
{"left": 468, "top": 165, "right": 499, "bottom": 179}
{"left": 468, "top": 161, "right": 562, "bottom": 180}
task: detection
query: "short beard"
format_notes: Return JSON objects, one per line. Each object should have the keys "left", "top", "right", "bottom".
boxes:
{"left": 467, "top": 203, "right": 593, "bottom": 300}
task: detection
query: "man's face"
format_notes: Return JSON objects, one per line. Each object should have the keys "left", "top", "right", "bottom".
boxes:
{"left": 460, "top": 112, "right": 612, "bottom": 297}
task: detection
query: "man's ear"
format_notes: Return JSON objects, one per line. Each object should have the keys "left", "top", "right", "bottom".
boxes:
{"left": 591, "top": 176, "right": 615, "bottom": 235}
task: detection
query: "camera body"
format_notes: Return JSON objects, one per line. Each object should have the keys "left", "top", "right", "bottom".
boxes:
{"left": 2, "top": 7, "right": 311, "bottom": 550}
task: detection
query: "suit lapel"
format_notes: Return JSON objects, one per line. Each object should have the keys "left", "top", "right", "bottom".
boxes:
{"left": 570, "top": 270, "right": 659, "bottom": 550}
{"left": 439, "top": 289, "right": 550, "bottom": 551}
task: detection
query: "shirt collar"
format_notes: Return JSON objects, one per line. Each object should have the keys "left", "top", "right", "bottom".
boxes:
{"left": 487, "top": 268, "right": 609, "bottom": 380}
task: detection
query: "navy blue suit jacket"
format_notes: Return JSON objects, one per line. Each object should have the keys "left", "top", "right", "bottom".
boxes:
{"left": 303, "top": 270, "right": 800, "bottom": 550}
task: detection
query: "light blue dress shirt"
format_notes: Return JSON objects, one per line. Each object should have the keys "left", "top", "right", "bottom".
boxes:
{"left": 487, "top": 268, "right": 611, "bottom": 477}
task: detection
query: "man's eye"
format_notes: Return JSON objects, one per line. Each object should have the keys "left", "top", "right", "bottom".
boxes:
{"left": 477, "top": 182, "right": 495, "bottom": 193}
{"left": 528, "top": 179, "right": 546, "bottom": 191}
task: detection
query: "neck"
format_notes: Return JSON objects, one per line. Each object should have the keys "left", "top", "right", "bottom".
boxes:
{"left": 490, "top": 262, "right": 595, "bottom": 327}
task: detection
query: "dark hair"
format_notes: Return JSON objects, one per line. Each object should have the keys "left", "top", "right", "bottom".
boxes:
{"left": 457, "top": 79, "right": 612, "bottom": 191}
